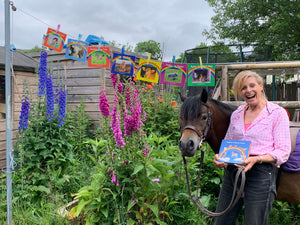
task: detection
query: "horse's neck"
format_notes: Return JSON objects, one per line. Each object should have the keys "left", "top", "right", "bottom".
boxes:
{"left": 206, "top": 101, "right": 233, "bottom": 154}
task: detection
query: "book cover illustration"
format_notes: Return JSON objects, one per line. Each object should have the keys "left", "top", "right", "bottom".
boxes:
{"left": 218, "top": 140, "right": 251, "bottom": 164}
{"left": 111, "top": 53, "right": 136, "bottom": 76}
{"left": 43, "top": 27, "right": 67, "bottom": 52}
{"left": 160, "top": 62, "right": 187, "bottom": 86}
{"left": 187, "top": 64, "right": 215, "bottom": 87}
{"left": 65, "top": 38, "right": 89, "bottom": 61}
{"left": 87, "top": 46, "right": 110, "bottom": 67}
{"left": 136, "top": 59, "right": 162, "bottom": 83}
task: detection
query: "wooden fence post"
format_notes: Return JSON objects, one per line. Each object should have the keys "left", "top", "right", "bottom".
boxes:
{"left": 221, "top": 66, "right": 228, "bottom": 101}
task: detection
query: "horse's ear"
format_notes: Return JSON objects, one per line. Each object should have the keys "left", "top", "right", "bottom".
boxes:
{"left": 179, "top": 92, "right": 186, "bottom": 102}
{"left": 200, "top": 89, "right": 208, "bottom": 103}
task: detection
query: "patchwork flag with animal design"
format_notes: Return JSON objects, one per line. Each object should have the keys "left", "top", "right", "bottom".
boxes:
{"left": 136, "top": 59, "right": 162, "bottom": 83}
{"left": 65, "top": 38, "right": 89, "bottom": 62}
{"left": 160, "top": 62, "right": 187, "bottom": 86}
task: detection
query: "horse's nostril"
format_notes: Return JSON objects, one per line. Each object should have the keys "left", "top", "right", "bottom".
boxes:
{"left": 188, "top": 140, "right": 194, "bottom": 148}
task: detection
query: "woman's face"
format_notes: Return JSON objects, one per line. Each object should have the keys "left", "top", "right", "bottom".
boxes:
{"left": 240, "top": 76, "right": 264, "bottom": 106}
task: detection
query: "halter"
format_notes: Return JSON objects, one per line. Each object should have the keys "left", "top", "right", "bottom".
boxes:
{"left": 180, "top": 103, "right": 246, "bottom": 217}
{"left": 181, "top": 102, "right": 212, "bottom": 148}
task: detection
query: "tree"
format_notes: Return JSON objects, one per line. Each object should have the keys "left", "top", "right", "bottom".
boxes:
{"left": 134, "top": 40, "right": 162, "bottom": 60}
{"left": 21, "top": 45, "right": 42, "bottom": 53}
{"left": 109, "top": 40, "right": 133, "bottom": 52}
{"left": 204, "top": 0, "right": 300, "bottom": 60}
{"left": 179, "top": 42, "right": 239, "bottom": 63}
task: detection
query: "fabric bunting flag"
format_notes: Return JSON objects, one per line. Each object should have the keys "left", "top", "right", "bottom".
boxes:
{"left": 65, "top": 38, "right": 89, "bottom": 62}
{"left": 136, "top": 59, "right": 162, "bottom": 84}
{"left": 43, "top": 27, "right": 67, "bottom": 52}
{"left": 187, "top": 64, "right": 215, "bottom": 86}
{"left": 87, "top": 46, "right": 110, "bottom": 67}
{"left": 160, "top": 62, "right": 187, "bottom": 86}
{"left": 111, "top": 52, "right": 136, "bottom": 76}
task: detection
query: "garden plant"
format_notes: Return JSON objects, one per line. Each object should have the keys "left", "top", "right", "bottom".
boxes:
{"left": 0, "top": 51, "right": 298, "bottom": 224}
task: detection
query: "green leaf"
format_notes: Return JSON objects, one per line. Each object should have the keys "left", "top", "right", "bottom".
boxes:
{"left": 31, "top": 185, "right": 50, "bottom": 194}
{"left": 147, "top": 204, "right": 159, "bottom": 218}
{"left": 126, "top": 218, "right": 136, "bottom": 225}
{"left": 132, "top": 163, "right": 144, "bottom": 176}
{"left": 100, "top": 206, "right": 108, "bottom": 218}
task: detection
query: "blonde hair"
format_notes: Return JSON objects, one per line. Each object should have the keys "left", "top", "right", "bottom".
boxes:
{"left": 232, "top": 70, "right": 266, "bottom": 100}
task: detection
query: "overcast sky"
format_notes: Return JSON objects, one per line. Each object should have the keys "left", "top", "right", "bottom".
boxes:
{"left": 1, "top": 0, "right": 214, "bottom": 61}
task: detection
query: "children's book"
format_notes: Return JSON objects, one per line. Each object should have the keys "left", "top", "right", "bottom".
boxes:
{"left": 218, "top": 140, "right": 251, "bottom": 164}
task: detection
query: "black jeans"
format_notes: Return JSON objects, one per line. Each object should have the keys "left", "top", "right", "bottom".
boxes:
{"left": 214, "top": 163, "right": 276, "bottom": 225}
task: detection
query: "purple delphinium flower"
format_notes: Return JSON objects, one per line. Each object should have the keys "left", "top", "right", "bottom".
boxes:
{"left": 111, "top": 73, "right": 118, "bottom": 89}
{"left": 57, "top": 88, "right": 66, "bottom": 127}
{"left": 38, "top": 51, "right": 48, "bottom": 97}
{"left": 99, "top": 90, "right": 110, "bottom": 118}
{"left": 46, "top": 74, "right": 55, "bottom": 121}
{"left": 18, "top": 97, "right": 30, "bottom": 131}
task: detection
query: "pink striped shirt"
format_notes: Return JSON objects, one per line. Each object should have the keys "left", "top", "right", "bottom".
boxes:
{"left": 225, "top": 102, "right": 291, "bottom": 167}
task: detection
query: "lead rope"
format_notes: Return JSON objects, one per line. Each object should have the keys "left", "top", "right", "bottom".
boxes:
{"left": 183, "top": 151, "right": 246, "bottom": 217}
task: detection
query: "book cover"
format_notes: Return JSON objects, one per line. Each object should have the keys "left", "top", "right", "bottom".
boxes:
{"left": 218, "top": 139, "right": 251, "bottom": 164}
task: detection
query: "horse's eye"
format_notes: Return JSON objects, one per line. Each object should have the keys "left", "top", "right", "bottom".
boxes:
{"left": 202, "top": 115, "right": 207, "bottom": 120}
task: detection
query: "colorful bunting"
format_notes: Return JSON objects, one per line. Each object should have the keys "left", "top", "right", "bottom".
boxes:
{"left": 43, "top": 27, "right": 67, "bottom": 52}
{"left": 187, "top": 64, "right": 215, "bottom": 87}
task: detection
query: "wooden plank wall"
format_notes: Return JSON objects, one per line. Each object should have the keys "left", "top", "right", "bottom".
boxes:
{"left": 38, "top": 47, "right": 146, "bottom": 128}
{"left": 49, "top": 57, "right": 112, "bottom": 128}
{"left": 0, "top": 70, "right": 37, "bottom": 170}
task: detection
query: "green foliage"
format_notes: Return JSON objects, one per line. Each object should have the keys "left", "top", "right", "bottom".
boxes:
{"left": 109, "top": 40, "right": 134, "bottom": 52}
{"left": 2, "top": 72, "right": 297, "bottom": 224}
{"left": 134, "top": 40, "right": 162, "bottom": 60}
{"left": 141, "top": 85, "right": 180, "bottom": 142}
{"left": 12, "top": 96, "right": 93, "bottom": 212}
{"left": 20, "top": 45, "right": 42, "bottom": 53}
{"left": 204, "top": 0, "right": 300, "bottom": 60}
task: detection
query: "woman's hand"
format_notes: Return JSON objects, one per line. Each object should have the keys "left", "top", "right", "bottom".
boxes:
{"left": 240, "top": 156, "right": 260, "bottom": 172}
{"left": 213, "top": 154, "right": 228, "bottom": 169}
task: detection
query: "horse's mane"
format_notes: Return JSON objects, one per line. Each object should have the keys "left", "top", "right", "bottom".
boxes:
{"left": 208, "top": 98, "right": 236, "bottom": 114}
{"left": 180, "top": 95, "right": 236, "bottom": 120}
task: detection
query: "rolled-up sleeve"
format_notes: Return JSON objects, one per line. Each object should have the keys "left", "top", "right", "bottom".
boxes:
{"left": 270, "top": 108, "right": 291, "bottom": 167}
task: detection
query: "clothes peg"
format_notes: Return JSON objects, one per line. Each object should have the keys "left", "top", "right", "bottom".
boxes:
{"left": 147, "top": 53, "right": 151, "bottom": 64}
{"left": 199, "top": 57, "right": 203, "bottom": 69}
{"left": 121, "top": 47, "right": 125, "bottom": 59}
{"left": 56, "top": 24, "right": 60, "bottom": 33}
{"left": 77, "top": 34, "right": 82, "bottom": 43}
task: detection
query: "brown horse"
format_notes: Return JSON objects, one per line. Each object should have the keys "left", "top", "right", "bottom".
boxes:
{"left": 179, "top": 89, "right": 300, "bottom": 205}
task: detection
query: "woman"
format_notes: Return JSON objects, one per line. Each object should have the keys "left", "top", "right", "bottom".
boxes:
{"left": 213, "top": 70, "right": 291, "bottom": 225}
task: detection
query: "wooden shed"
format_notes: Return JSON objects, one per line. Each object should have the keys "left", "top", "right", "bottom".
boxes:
{"left": 0, "top": 46, "right": 38, "bottom": 169}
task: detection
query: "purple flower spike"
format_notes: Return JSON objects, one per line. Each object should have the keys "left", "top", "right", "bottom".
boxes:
{"left": 38, "top": 51, "right": 48, "bottom": 96}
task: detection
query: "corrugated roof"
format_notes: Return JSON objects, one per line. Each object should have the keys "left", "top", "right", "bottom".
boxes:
{"left": 0, "top": 46, "right": 38, "bottom": 72}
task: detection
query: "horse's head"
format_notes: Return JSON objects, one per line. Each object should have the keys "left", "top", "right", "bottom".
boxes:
{"left": 179, "top": 89, "right": 212, "bottom": 157}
